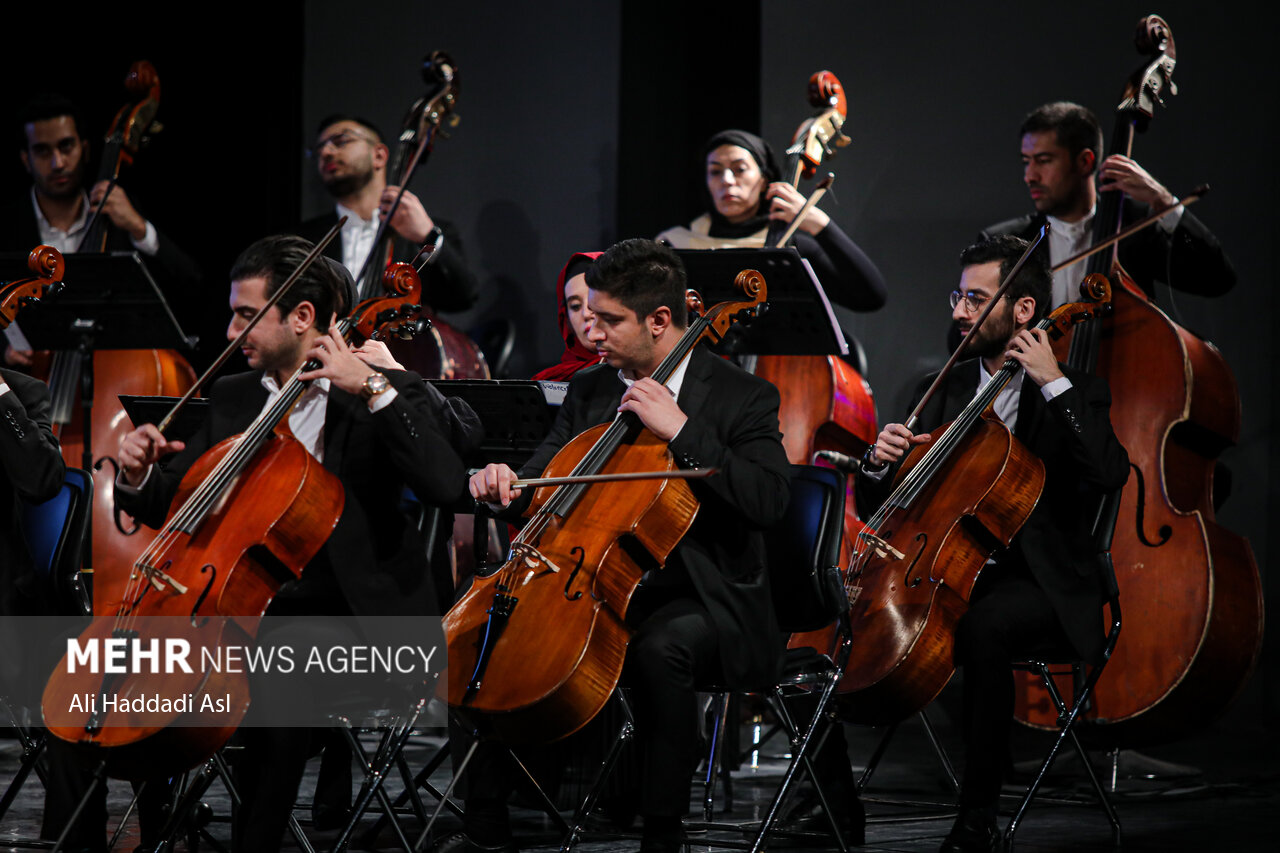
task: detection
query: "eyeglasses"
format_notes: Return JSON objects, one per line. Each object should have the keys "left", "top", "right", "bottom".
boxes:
{"left": 306, "top": 130, "right": 377, "bottom": 159}
{"left": 949, "top": 290, "right": 1006, "bottom": 312}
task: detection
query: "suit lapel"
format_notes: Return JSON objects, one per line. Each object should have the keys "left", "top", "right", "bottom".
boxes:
{"left": 675, "top": 348, "right": 713, "bottom": 423}
{"left": 322, "top": 387, "right": 360, "bottom": 471}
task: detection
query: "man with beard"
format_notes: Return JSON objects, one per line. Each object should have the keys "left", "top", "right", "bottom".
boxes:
{"left": 1, "top": 94, "right": 202, "bottom": 366}
{"left": 297, "top": 115, "right": 477, "bottom": 311}
{"left": 858, "top": 235, "right": 1129, "bottom": 852}
{"left": 980, "top": 101, "right": 1234, "bottom": 309}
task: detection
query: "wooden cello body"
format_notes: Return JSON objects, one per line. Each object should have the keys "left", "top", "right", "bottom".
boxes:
{"left": 42, "top": 262, "right": 426, "bottom": 779}
{"left": 445, "top": 274, "right": 767, "bottom": 744}
{"left": 1013, "top": 17, "right": 1263, "bottom": 745}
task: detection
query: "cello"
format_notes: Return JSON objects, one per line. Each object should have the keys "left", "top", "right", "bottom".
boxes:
{"left": 1014, "top": 15, "right": 1263, "bottom": 745}
{"left": 41, "top": 254, "right": 428, "bottom": 780}
{"left": 835, "top": 275, "right": 1114, "bottom": 724}
{"left": 31, "top": 61, "right": 199, "bottom": 615}
{"left": 1, "top": 246, "right": 66, "bottom": 332}
{"left": 444, "top": 272, "right": 767, "bottom": 744}
{"left": 358, "top": 51, "right": 489, "bottom": 380}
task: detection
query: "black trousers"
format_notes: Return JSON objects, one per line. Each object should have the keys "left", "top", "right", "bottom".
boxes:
{"left": 457, "top": 586, "right": 722, "bottom": 829}
{"left": 952, "top": 571, "right": 1069, "bottom": 808}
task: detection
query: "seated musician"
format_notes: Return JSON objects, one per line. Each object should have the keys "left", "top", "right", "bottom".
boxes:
{"left": 1, "top": 94, "right": 202, "bottom": 367}
{"left": 530, "top": 250, "right": 602, "bottom": 381}
{"left": 981, "top": 101, "right": 1235, "bottom": 308}
{"left": 298, "top": 114, "right": 479, "bottom": 311}
{"left": 114, "top": 234, "right": 481, "bottom": 852}
{"left": 453, "top": 238, "right": 791, "bottom": 853}
{"left": 656, "top": 129, "right": 887, "bottom": 313}
{"left": 859, "top": 235, "right": 1129, "bottom": 852}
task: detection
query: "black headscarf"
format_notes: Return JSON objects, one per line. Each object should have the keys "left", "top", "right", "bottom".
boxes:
{"left": 700, "top": 130, "right": 782, "bottom": 239}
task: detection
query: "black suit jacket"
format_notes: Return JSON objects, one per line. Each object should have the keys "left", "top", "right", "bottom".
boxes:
{"left": 297, "top": 211, "right": 479, "bottom": 313}
{"left": 0, "top": 368, "right": 66, "bottom": 614}
{"left": 501, "top": 346, "right": 792, "bottom": 687}
{"left": 980, "top": 199, "right": 1235, "bottom": 300}
{"left": 860, "top": 360, "right": 1129, "bottom": 662}
{"left": 116, "top": 369, "right": 477, "bottom": 617}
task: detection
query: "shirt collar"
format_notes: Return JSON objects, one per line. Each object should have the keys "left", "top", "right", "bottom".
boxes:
{"left": 617, "top": 349, "right": 692, "bottom": 397}
{"left": 30, "top": 187, "right": 90, "bottom": 236}
{"left": 1046, "top": 204, "right": 1096, "bottom": 237}
{"left": 335, "top": 202, "right": 376, "bottom": 228}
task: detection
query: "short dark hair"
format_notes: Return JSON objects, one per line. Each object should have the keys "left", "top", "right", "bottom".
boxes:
{"left": 17, "top": 93, "right": 85, "bottom": 150}
{"left": 315, "top": 113, "right": 383, "bottom": 143}
{"left": 229, "top": 235, "right": 353, "bottom": 332}
{"left": 585, "top": 238, "right": 688, "bottom": 328}
{"left": 1020, "top": 101, "right": 1103, "bottom": 172}
{"left": 959, "top": 235, "right": 1051, "bottom": 323}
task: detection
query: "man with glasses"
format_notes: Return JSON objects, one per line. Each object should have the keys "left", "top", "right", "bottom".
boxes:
{"left": 297, "top": 115, "right": 477, "bottom": 311}
{"left": 858, "top": 234, "right": 1128, "bottom": 852}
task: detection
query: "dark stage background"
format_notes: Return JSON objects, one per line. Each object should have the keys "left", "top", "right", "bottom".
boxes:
{"left": 3, "top": 2, "right": 1275, "bottom": 726}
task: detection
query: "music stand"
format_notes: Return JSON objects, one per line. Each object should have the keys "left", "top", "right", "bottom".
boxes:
{"left": 674, "top": 247, "right": 848, "bottom": 357}
{"left": 118, "top": 395, "right": 209, "bottom": 447}
{"left": 1, "top": 251, "right": 197, "bottom": 568}
{"left": 428, "top": 379, "right": 557, "bottom": 471}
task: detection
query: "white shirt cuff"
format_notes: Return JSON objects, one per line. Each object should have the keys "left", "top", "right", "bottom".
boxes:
{"left": 1041, "top": 376, "right": 1073, "bottom": 401}
{"left": 368, "top": 386, "right": 399, "bottom": 413}
{"left": 130, "top": 220, "right": 160, "bottom": 256}
{"left": 1157, "top": 202, "right": 1184, "bottom": 233}
{"left": 0, "top": 382, "right": 9, "bottom": 398}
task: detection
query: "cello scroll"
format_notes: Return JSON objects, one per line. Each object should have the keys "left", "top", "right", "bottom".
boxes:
{"left": 0, "top": 245, "right": 65, "bottom": 328}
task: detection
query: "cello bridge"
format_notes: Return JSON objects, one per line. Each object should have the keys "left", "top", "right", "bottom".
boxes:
{"left": 858, "top": 531, "right": 905, "bottom": 561}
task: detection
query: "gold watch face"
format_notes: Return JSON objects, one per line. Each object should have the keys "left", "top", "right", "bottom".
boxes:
{"left": 364, "top": 373, "right": 391, "bottom": 397}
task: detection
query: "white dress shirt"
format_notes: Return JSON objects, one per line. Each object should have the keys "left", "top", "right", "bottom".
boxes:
{"left": 1046, "top": 202, "right": 1183, "bottom": 308}
{"left": 335, "top": 203, "right": 378, "bottom": 279}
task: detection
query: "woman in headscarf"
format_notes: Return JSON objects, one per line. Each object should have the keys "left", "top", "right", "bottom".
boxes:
{"left": 657, "top": 129, "right": 886, "bottom": 312}
{"left": 532, "top": 251, "right": 603, "bottom": 381}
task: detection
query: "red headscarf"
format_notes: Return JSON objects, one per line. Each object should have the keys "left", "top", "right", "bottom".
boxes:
{"left": 531, "top": 251, "right": 603, "bottom": 381}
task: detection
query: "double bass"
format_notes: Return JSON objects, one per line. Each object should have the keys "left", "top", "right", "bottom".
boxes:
{"left": 32, "top": 61, "right": 198, "bottom": 614}
{"left": 42, "top": 253, "right": 428, "bottom": 780}
{"left": 755, "top": 70, "right": 879, "bottom": 660}
{"left": 444, "top": 273, "right": 767, "bottom": 743}
{"left": 359, "top": 51, "right": 489, "bottom": 380}
{"left": 1015, "top": 15, "right": 1263, "bottom": 745}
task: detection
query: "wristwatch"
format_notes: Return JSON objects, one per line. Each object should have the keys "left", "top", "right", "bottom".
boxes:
{"left": 360, "top": 372, "right": 391, "bottom": 401}
{"left": 860, "top": 445, "right": 887, "bottom": 474}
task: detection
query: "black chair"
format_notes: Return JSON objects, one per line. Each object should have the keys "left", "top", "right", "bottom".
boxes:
{"left": 1003, "top": 486, "right": 1124, "bottom": 848}
{"left": 0, "top": 467, "right": 94, "bottom": 834}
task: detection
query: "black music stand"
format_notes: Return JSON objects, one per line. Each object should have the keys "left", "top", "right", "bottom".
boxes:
{"left": 674, "top": 247, "right": 848, "bottom": 357}
{"left": 427, "top": 379, "right": 557, "bottom": 471}
{"left": 3, "top": 251, "right": 197, "bottom": 568}
{"left": 118, "top": 395, "right": 209, "bottom": 446}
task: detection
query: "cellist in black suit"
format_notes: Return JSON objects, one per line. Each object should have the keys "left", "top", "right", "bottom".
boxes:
{"left": 451, "top": 238, "right": 791, "bottom": 853}
{"left": 859, "top": 235, "right": 1129, "bottom": 852}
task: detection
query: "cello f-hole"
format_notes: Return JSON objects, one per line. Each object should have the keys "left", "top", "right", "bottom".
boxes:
{"left": 907, "top": 532, "right": 930, "bottom": 587}
{"left": 190, "top": 565, "right": 217, "bottom": 627}
{"left": 563, "top": 546, "right": 586, "bottom": 601}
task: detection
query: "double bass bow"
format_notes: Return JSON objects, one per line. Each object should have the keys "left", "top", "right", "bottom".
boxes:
{"left": 444, "top": 271, "right": 767, "bottom": 744}
{"left": 42, "top": 233, "right": 427, "bottom": 780}
{"left": 32, "top": 61, "right": 199, "bottom": 616}
{"left": 1015, "top": 15, "right": 1263, "bottom": 745}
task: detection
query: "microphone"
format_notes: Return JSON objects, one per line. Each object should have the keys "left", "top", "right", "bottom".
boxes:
{"left": 812, "top": 449, "right": 860, "bottom": 474}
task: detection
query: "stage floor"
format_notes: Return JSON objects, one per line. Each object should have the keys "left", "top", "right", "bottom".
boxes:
{"left": 4, "top": 694, "right": 1277, "bottom": 852}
